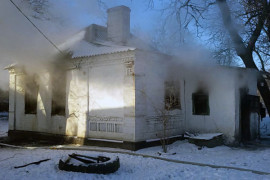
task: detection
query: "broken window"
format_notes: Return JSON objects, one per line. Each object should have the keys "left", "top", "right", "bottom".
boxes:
{"left": 164, "top": 81, "right": 181, "bottom": 110}
{"left": 25, "top": 76, "right": 38, "bottom": 114}
{"left": 192, "top": 93, "right": 209, "bottom": 115}
{"left": 51, "top": 72, "right": 66, "bottom": 116}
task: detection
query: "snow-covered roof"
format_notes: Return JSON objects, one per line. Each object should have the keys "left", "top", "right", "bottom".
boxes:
{"left": 67, "top": 40, "right": 135, "bottom": 58}
{"left": 4, "top": 63, "right": 18, "bottom": 70}
{"left": 59, "top": 30, "right": 136, "bottom": 59}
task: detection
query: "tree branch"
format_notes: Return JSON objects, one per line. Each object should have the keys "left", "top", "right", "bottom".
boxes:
{"left": 254, "top": 49, "right": 266, "bottom": 71}
{"left": 216, "top": 0, "right": 262, "bottom": 69}
{"left": 247, "top": 0, "right": 268, "bottom": 52}
{"left": 216, "top": 0, "right": 250, "bottom": 62}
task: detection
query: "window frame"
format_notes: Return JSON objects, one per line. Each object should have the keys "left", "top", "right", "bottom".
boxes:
{"left": 164, "top": 81, "right": 181, "bottom": 110}
{"left": 25, "top": 75, "right": 38, "bottom": 115}
{"left": 192, "top": 93, "right": 210, "bottom": 115}
{"left": 51, "top": 72, "right": 66, "bottom": 116}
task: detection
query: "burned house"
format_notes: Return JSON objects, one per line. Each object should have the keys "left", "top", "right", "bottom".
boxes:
{"left": 5, "top": 6, "right": 261, "bottom": 149}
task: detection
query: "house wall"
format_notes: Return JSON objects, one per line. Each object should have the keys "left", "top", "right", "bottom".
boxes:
{"left": 134, "top": 50, "right": 186, "bottom": 142}
{"left": 66, "top": 68, "right": 88, "bottom": 137}
{"left": 183, "top": 67, "right": 237, "bottom": 143}
{"left": 8, "top": 72, "right": 16, "bottom": 130}
{"left": 234, "top": 68, "right": 259, "bottom": 141}
{"left": 68, "top": 51, "right": 136, "bottom": 141}
{"left": 7, "top": 69, "right": 67, "bottom": 135}
{"left": 183, "top": 67, "right": 258, "bottom": 144}
{"left": 8, "top": 51, "right": 136, "bottom": 142}
{"left": 8, "top": 72, "right": 37, "bottom": 132}
{"left": 134, "top": 53, "right": 258, "bottom": 144}
{"left": 7, "top": 55, "right": 259, "bottom": 144}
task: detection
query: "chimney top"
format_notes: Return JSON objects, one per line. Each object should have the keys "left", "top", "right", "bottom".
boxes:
{"left": 107, "top": 5, "right": 131, "bottom": 44}
{"left": 107, "top": 5, "right": 131, "bottom": 13}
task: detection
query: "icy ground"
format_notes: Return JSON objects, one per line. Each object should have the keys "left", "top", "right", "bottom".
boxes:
{"left": 261, "top": 117, "right": 270, "bottom": 138}
{"left": 0, "top": 146, "right": 270, "bottom": 180}
{"left": 0, "top": 117, "right": 270, "bottom": 179}
{"left": 139, "top": 140, "right": 270, "bottom": 173}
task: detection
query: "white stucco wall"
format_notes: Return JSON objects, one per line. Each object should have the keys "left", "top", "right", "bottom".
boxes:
{"left": 134, "top": 50, "right": 185, "bottom": 141}
{"left": 68, "top": 51, "right": 136, "bottom": 141}
{"left": 7, "top": 54, "right": 259, "bottom": 144}
{"left": 7, "top": 68, "right": 67, "bottom": 135}
{"left": 8, "top": 73, "right": 38, "bottom": 132}
{"left": 183, "top": 67, "right": 258, "bottom": 143}
{"left": 8, "top": 72, "right": 16, "bottom": 130}
{"left": 183, "top": 67, "right": 237, "bottom": 143}
{"left": 134, "top": 54, "right": 258, "bottom": 144}
{"left": 66, "top": 68, "right": 88, "bottom": 137}
{"left": 7, "top": 51, "right": 136, "bottom": 142}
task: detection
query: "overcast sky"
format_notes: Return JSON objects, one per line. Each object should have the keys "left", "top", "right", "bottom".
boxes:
{"left": 0, "top": 0, "right": 162, "bottom": 90}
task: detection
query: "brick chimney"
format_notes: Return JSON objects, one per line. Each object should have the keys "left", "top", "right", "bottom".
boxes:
{"left": 107, "top": 5, "right": 131, "bottom": 44}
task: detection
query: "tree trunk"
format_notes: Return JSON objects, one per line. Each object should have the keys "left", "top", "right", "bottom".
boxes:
{"left": 217, "top": 0, "right": 270, "bottom": 114}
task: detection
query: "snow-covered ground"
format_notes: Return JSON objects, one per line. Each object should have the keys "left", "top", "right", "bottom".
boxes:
{"left": 0, "top": 112, "right": 8, "bottom": 137}
{"left": 139, "top": 140, "right": 270, "bottom": 173}
{"left": 0, "top": 147, "right": 269, "bottom": 180}
{"left": 0, "top": 116, "right": 270, "bottom": 179}
{"left": 261, "top": 117, "right": 270, "bottom": 138}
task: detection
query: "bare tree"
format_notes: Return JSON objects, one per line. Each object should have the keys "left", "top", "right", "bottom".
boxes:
{"left": 139, "top": 90, "right": 170, "bottom": 153}
{"left": 148, "top": 0, "right": 270, "bottom": 114}
{"left": 20, "top": 0, "right": 50, "bottom": 19}
{"left": 19, "top": 0, "right": 107, "bottom": 20}
{"left": 138, "top": 81, "right": 180, "bottom": 153}
{"left": 216, "top": 0, "right": 270, "bottom": 113}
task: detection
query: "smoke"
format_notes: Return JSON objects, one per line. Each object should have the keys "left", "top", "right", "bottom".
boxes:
{"left": 0, "top": 0, "right": 236, "bottom": 92}
{"left": 0, "top": 0, "right": 105, "bottom": 90}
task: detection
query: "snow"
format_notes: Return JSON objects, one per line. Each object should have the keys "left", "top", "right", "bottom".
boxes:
{"left": 61, "top": 37, "right": 135, "bottom": 58}
{"left": 146, "top": 135, "right": 183, "bottom": 142}
{"left": 138, "top": 140, "right": 270, "bottom": 173}
{"left": 0, "top": 147, "right": 270, "bottom": 180}
{"left": 261, "top": 117, "right": 270, "bottom": 138}
{"left": 63, "top": 154, "right": 119, "bottom": 166}
{"left": 0, "top": 117, "right": 270, "bottom": 179}
{"left": 186, "top": 133, "right": 223, "bottom": 140}
{"left": 88, "top": 138, "right": 123, "bottom": 143}
{"left": 0, "top": 112, "right": 8, "bottom": 117}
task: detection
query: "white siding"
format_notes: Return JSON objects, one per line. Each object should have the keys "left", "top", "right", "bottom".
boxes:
{"left": 135, "top": 50, "right": 185, "bottom": 141}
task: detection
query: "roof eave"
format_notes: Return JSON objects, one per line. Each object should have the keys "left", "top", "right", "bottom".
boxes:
{"left": 4, "top": 63, "right": 18, "bottom": 70}
{"left": 71, "top": 49, "right": 136, "bottom": 59}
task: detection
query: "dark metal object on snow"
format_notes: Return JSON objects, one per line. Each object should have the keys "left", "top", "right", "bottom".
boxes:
{"left": 14, "top": 159, "right": 50, "bottom": 169}
{"left": 58, "top": 153, "right": 120, "bottom": 174}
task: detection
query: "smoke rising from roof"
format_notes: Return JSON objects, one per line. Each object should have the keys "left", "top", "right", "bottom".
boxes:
{"left": 0, "top": 0, "right": 229, "bottom": 91}
{"left": 0, "top": 0, "right": 105, "bottom": 90}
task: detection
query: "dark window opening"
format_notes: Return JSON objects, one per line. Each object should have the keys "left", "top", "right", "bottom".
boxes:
{"left": 192, "top": 93, "right": 209, "bottom": 115}
{"left": 0, "top": 89, "right": 9, "bottom": 112}
{"left": 51, "top": 72, "right": 66, "bottom": 116}
{"left": 164, "top": 81, "right": 181, "bottom": 110}
{"left": 25, "top": 76, "right": 38, "bottom": 114}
